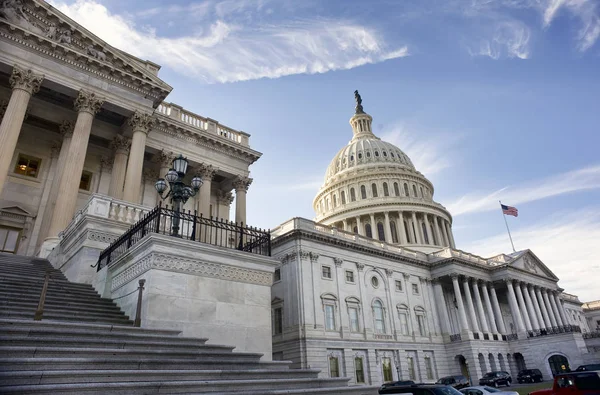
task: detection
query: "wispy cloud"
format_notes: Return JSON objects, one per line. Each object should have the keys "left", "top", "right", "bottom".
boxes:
{"left": 447, "top": 165, "right": 600, "bottom": 216}
{"left": 540, "top": 0, "right": 600, "bottom": 52}
{"left": 468, "top": 20, "right": 531, "bottom": 60}
{"left": 50, "top": 0, "right": 408, "bottom": 83}
{"left": 462, "top": 208, "right": 600, "bottom": 302}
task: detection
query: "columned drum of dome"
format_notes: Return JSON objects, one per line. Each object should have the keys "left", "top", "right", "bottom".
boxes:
{"left": 313, "top": 92, "right": 455, "bottom": 253}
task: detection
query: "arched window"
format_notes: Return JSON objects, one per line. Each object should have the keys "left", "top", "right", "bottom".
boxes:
{"left": 373, "top": 300, "right": 385, "bottom": 334}
{"left": 366, "top": 151, "right": 371, "bottom": 158}
{"left": 422, "top": 222, "right": 429, "bottom": 244}
{"left": 350, "top": 188, "right": 356, "bottom": 202}
{"left": 390, "top": 221, "right": 398, "bottom": 243}
{"left": 360, "top": 185, "right": 367, "bottom": 199}
{"left": 404, "top": 183, "right": 409, "bottom": 196}
{"left": 420, "top": 186, "right": 424, "bottom": 198}
{"left": 397, "top": 304, "right": 410, "bottom": 335}
{"left": 394, "top": 182, "right": 400, "bottom": 197}
{"left": 415, "top": 306, "right": 428, "bottom": 336}
{"left": 383, "top": 183, "right": 389, "bottom": 197}
{"left": 333, "top": 194, "right": 337, "bottom": 207}
{"left": 374, "top": 151, "right": 379, "bottom": 157}
{"left": 377, "top": 222, "right": 385, "bottom": 241}
{"left": 371, "top": 183, "right": 378, "bottom": 198}
{"left": 365, "top": 223, "right": 373, "bottom": 238}
{"left": 412, "top": 185, "right": 418, "bottom": 197}
{"left": 341, "top": 191, "right": 346, "bottom": 204}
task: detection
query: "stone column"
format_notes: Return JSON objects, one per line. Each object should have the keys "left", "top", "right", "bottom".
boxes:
{"left": 535, "top": 287, "right": 552, "bottom": 328}
{"left": 542, "top": 289, "right": 558, "bottom": 327}
{"left": 425, "top": 279, "right": 440, "bottom": 336}
{"left": 451, "top": 274, "right": 469, "bottom": 332}
{"left": 528, "top": 285, "right": 545, "bottom": 329}
{"left": 369, "top": 213, "right": 376, "bottom": 238}
{"left": 515, "top": 281, "right": 533, "bottom": 331}
{"left": 152, "top": 150, "right": 174, "bottom": 206}
{"left": 384, "top": 211, "right": 392, "bottom": 243}
{"left": 445, "top": 220, "right": 456, "bottom": 248}
{"left": 398, "top": 212, "right": 407, "bottom": 243}
{"left": 356, "top": 216, "right": 364, "bottom": 236}
{"left": 433, "top": 215, "right": 443, "bottom": 246}
{"left": 522, "top": 283, "right": 540, "bottom": 330}
{"left": 45, "top": 91, "right": 104, "bottom": 241}
{"left": 197, "top": 164, "right": 216, "bottom": 217}
{"left": 411, "top": 212, "right": 422, "bottom": 244}
{"left": 424, "top": 213, "right": 434, "bottom": 245}
{"left": 0, "top": 66, "right": 44, "bottom": 196}
{"left": 432, "top": 279, "right": 451, "bottom": 335}
{"left": 107, "top": 135, "right": 130, "bottom": 199}
{"left": 489, "top": 284, "right": 507, "bottom": 334}
{"left": 462, "top": 277, "right": 479, "bottom": 332}
{"left": 122, "top": 112, "right": 155, "bottom": 203}
{"left": 342, "top": 219, "right": 348, "bottom": 232}
{"left": 233, "top": 176, "right": 252, "bottom": 226}
{"left": 553, "top": 293, "right": 567, "bottom": 325}
{"left": 439, "top": 217, "right": 450, "bottom": 247}
{"left": 549, "top": 292, "right": 564, "bottom": 326}
{"left": 472, "top": 279, "right": 490, "bottom": 333}
{"left": 506, "top": 280, "right": 525, "bottom": 332}
{"left": 480, "top": 281, "right": 498, "bottom": 334}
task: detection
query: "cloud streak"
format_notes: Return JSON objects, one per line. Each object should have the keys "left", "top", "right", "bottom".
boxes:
{"left": 50, "top": 0, "right": 408, "bottom": 83}
{"left": 447, "top": 165, "right": 600, "bottom": 216}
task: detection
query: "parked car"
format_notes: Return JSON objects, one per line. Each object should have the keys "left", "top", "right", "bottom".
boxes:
{"left": 379, "top": 383, "right": 464, "bottom": 395}
{"left": 529, "top": 371, "right": 600, "bottom": 395}
{"left": 459, "top": 385, "right": 518, "bottom": 395}
{"left": 436, "top": 375, "right": 471, "bottom": 389}
{"left": 574, "top": 363, "right": 600, "bottom": 372}
{"left": 478, "top": 371, "right": 511, "bottom": 387}
{"left": 517, "top": 369, "right": 543, "bottom": 383}
{"left": 379, "top": 380, "right": 416, "bottom": 393}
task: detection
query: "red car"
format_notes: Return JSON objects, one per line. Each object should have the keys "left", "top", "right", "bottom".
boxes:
{"left": 529, "top": 371, "right": 600, "bottom": 395}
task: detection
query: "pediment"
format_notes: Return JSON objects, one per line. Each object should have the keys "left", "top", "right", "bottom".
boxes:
{"left": 0, "top": 0, "right": 172, "bottom": 106}
{"left": 0, "top": 204, "right": 32, "bottom": 216}
{"left": 508, "top": 250, "right": 558, "bottom": 280}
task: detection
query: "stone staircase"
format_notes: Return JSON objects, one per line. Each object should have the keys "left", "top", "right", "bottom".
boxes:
{"left": 0, "top": 253, "right": 377, "bottom": 394}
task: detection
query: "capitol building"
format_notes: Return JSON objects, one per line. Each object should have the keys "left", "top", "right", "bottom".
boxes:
{"left": 0, "top": 0, "right": 598, "bottom": 391}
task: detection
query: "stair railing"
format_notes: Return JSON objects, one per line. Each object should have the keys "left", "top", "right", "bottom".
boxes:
{"left": 34, "top": 269, "right": 51, "bottom": 321}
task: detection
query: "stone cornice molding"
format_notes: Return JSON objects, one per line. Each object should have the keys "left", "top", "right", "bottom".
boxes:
{"left": 59, "top": 120, "right": 74, "bottom": 138}
{"left": 74, "top": 90, "right": 104, "bottom": 115}
{"left": 128, "top": 111, "right": 156, "bottom": 135}
{"left": 110, "top": 135, "right": 130, "bottom": 154}
{"left": 277, "top": 252, "right": 296, "bottom": 265}
{"left": 9, "top": 65, "right": 43, "bottom": 94}
{"left": 233, "top": 176, "right": 252, "bottom": 192}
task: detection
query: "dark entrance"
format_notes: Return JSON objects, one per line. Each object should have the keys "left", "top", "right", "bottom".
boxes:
{"left": 548, "top": 354, "right": 570, "bottom": 376}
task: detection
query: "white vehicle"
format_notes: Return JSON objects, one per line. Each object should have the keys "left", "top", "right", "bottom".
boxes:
{"left": 459, "top": 386, "right": 519, "bottom": 395}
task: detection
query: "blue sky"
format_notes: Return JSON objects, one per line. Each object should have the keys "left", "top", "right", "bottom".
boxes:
{"left": 51, "top": 0, "right": 600, "bottom": 301}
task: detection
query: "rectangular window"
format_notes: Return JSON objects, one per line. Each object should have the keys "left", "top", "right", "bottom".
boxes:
{"left": 79, "top": 170, "right": 93, "bottom": 191}
{"left": 349, "top": 307, "right": 360, "bottom": 332}
{"left": 0, "top": 227, "right": 21, "bottom": 254}
{"left": 345, "top": 270, "right": 355, "bottom": 283}
{"left": 273, "top": 307, "right": 283, "bottom": 335}
{"left": 382, "top": 357, "right": 393, "bottom": 382}
{"left": 355, "top": 357, "right": 365, "bottom": 383}
{"left": 273, "top": 268, "right": 281, "bottom": 282}
{"left": 399, "top": 312, "right": 409, "bottom": 335}
{"left": 325, "top": 304, "right": 336, "bottom": 330}
{"left": 424, "top": 356, "right": 433, "bottom": 380}
{"left": 407, "top": 356, "right": 416, "bottom": 380}
{"left": 322, "top": 266, "right": 332, "bottom": 279}
{"left": 395, "top": 280, "right": 403, "bottom": 292}
{"left": 329, "top": 356, "right": 339, "bottom": 377}
{"left": 417, "top": 315, "right": 426, "bottom": 336}
{"left": 14, "top": 154, "right": 41, "bottom": 178}
{"left": 412, "top": 283, "right": 419, "bottom": 294}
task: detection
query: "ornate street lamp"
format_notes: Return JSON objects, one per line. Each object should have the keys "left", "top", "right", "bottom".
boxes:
{"left": 154, "top": 154, "right": 203, "bottom": 236}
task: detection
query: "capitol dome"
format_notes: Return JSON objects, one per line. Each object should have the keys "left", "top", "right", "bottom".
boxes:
{"left": 313, "top": 92, "right": 455, "bottom": 253}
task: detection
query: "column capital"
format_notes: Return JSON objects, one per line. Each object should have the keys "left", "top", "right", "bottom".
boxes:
{"left": 356, "top": 262, "right": 365, "bottom": 271}
{"left": 100, "top": 155, "right": 112, "bottom": 172}
{"left": 9, "top": 65, "right": 43, "bottom": 95}
{"left": 74, "top": 90, "right": 104, "bottom": 115}
{"left": 450, "top": 273, "right": 460, "bottom": 280}
{"left": 384, "top": 211, "right": 390, "bottom": 217}
{"left": 110, "top": 135, "right": 131, "bottom": 155}
{"left": 216, "top": 190, "right": 234, "bottom": 205}
{"left": 334, "top": 258, "right": 343, "bottom": 267}
{"left": 128, "top": 111, "right": 156, "bottom": 135}
{"left": 233, "top": 176, "right": 252, "bottom": 192}
{"left": 431, "top": 278, "right": 441, "bottom": 285}
{"left": 477, "top": 279, "right": 487, "bottom": 287}
{"left": 403, "top": 273, "right": 410, "bottom": 280}
{"left": 198, "top": 163, "right": 217, "bottom": 180}
{"left": 142, "top": 168, "right": 159, "bottom": 182}
{"left": 384, "top": 268, "right": 393, "bottom": 277}
{"left": 59, "top": 120, "right": 74, "bottom": 139}
{"left": 152, "top": 149, "right": 175, "bottom": 168}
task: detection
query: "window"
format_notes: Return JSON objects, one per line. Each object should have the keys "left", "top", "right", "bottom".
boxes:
{"left": 420, "top": 186, "right": 424, "bottom": 198}
{"left": 349, "top": 307, "right": 360, "bottom": 332}
{"left": 355, "top": 357, "right": 365, "bottom": 383}
{"left": 80, "top": 170, "right": 93, "bottom": 191}
{"left": 0, "top": 226, "right": 21, "bottom": 253}
{"left": 273, "top": 307, "right": 283, "bottom": 334}
{"left": 360, "top": 185, "right": 367, "bottom": 199}
{"left": 333, "top": 194, "right": 337, "bottom": 207}
{"left": 345, "top": 270, "right": 355, "bottom": 283}
{"left": 412, "top": 283, "right": 419, "bottom": 294}
{"left": 366, "top": 151, "right": 371, "bottom": 158}
{"left": 371, "top": 276, "right": 379, "bottom": 288}
{"left": 383, "top": 182, "right": 389, "bottom": 196}
{"left": 424, "top": 356, "right": 434, "bottom": 380}
{"left": 390, "top": 221, "right": 398, "bottom": 243}
{"left": 377, "top": 222, "right": 385, "bottom": 241}
{"left": 393, "top": 182, "right": 399, "bottom": 197}
{"left": 417, "top": 314, "right": 427, "bottom": 336}
{"left": 350, "top": 155, "right": 354, "bottom": 161}
{"left": 341, "top": 191, "right": 346, "bottom": 204}
{"left": 395, "top": 280, "right": 403, "bottom": 292}
{"left": 398, "top": 305, "right": 410, "bottom": 335}
{"left": 358, "top": 153, "right": 363, "bottom": 159}
{"left": 391, "top": 152, "right": 395, "bottom": 157}
{"left": 322, "top": 266, "right": 332, "bottom": 279}
{"left": 373, "top": 300, "right": 385, "bottom": 334}
{"left": 273, "top": 268, "right": 281, "bottom": 282}
{"left": 14, "top": 154, "right": 41, "bottom": 178}
{"left": 403, "top": 183, "right": 409, "bottom": 196}
{"left": 407, "top": 356, "right": 416, "bottom": 380}
{"left": 365, "top": 223, "right": 372, "bottom": 238}
{"left": 375, "top": 150, "right": 379, "bottom": 157}
{"left": 371, "top": 183, "right": 378, "bottom": 197}
{"left": 329, "top": 356, "right": 340, "bottom": 377}
{"left": 350, "top": 188, "right": 356, "bottom": 202}
{"left": 413, "top": 185, "right": 418, "bottom": 197}
{"left": 383, "top": 151, "right": 388, "bottom": 157}
{"left": 382, "top": 357, "right": 393, "bottom": 382}
{"left": 325, "top": 305, "right": 336, "bottom": 330}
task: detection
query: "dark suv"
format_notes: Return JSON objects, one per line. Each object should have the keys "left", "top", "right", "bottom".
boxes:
{"left": 518, "top": 368, "right": 543, "bottom": 383}
{"left": 575, "top": 364, "right": 600, "bottom": 372}
{"left": 436, "top": 375, "right": 470, "bottom": 389}
{"left": 478, "top": 371, "right": 512, "bottom": 387}
{"left": 379, "top": 383, "right": 464, "bottom": 395}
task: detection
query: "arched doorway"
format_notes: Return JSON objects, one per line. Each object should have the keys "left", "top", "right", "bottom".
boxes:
{"left": 488, "top": 353, "right": 497, "bottom": 371}
{"left": 548, "top": 354, "right": 570, "bottom": 376}
{"left": 456, "top": 355, "right": 470, "bottom": 382}
{"left": 498, "top": 354, "right": 506, "bottom": 372}
{"left": 514, "top": 353, "right": 526, "bottom": 373}
{"left": 478, "top": 354, "right": 487, "bottom": 378}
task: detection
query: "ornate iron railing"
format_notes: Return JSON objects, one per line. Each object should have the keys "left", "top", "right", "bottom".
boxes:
{"left": 97, "top": 204, "right": 271, "bottom": 270}
{"left": 526, "top": 325, "right": 581, "bottom": 338}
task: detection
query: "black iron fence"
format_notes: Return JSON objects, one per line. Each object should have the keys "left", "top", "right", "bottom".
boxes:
{"left": 527, "top": 325, "right": 581, "bottom": 338}
{"left": 97, "top": 204, "right": 271, "bottom": 270}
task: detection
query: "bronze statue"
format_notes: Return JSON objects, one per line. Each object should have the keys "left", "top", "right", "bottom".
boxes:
{"left": 354, "top": 90, "right": 364, "bottom": 114}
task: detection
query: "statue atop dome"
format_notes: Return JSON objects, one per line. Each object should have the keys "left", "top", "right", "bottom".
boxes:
{"left": 354, "top": 90, "right": 364, "bottom": 114}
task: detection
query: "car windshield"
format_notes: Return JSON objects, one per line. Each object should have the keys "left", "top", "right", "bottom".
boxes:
{"left": 437, "top": 378, "right": 452, "bottom": 384}
{"left": 433, "top": 387, "right": 464, "bottom": 395}
{"left": 483, "top": 387, "right": 501, "bottom": 392}
{"left": 483, "top": 373, "right": 494, "bottom": 378}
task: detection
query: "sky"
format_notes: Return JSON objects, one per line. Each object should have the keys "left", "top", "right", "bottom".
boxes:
{"left": 50, "top": 0, "right": 600, "bottom": 301}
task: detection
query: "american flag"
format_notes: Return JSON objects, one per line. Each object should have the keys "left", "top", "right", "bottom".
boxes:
{"left": 501, "top": 204, "right": 518, "bottom": 217}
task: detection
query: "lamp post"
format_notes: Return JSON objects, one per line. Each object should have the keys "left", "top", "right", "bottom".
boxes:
{"left": 154, "top": 154, "right": 202, "bottom": 236}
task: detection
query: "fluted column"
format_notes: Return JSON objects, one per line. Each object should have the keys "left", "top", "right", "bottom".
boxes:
{"left": 411, "top": 212, "right": 422, "bottom": 244}
{"left": 424, "top": 213, "right": 434, "bottom": 245}
{"left": 542, "top": 289, "right": 558, "bottom": 327}
{"left": 553, "top": 292, "right": 567, "bottom": 326}
{"left": 152, "top": 150, "right": 174, "bottom": 206}
{"left": 233, "top": 176, "right": 252, "bottom": 225}
{"left": 356, "top": 216, "right": 364, "bottom": 236}
{"left": 433, "top": 279, "right": 451, "bottom": 335}
{"left": 548, "top": 292, "right": 563, "bottom": 326}
{"left": 451, "top": 274, "right": 469, "bottom": 332}
{"left": 384, "top": 212, "right": 392, "bottom": 243}
{"left": 445, "top": 220, "right": 456, "bottom": 248}
{"left": 46, "top": 91, "right": 104, "bottom": 240}
{"left": 0, "top": 66, "right": 44, "bottom": 196}
{"left": 522, "top": 283, "right": 540, "bottom": 330}
{"left": 122, "top": 112, "right": 155, "bottom": 203}
{"left": 462, "top": 277, "right": 480, "bottom": 332}
{"left": 369, "top": 213, "right": 376, "bottom": 238}
{"left": 398, "top": 212, "right": 407, "bottom": 243}
{"left": 107, "top": 135, "right": 130, "bottom": 199}
{"left": 342, "top": 219, "right": 348, "bottom": 232}
{"left": 528, "top": 285, "right": 545, "bottom": 329}
{"left": 439, "top": 217, "right": 450, "bottom": 247}
{"left": 506, "top": 280, "right": 525, "bottom": 332}
{"left": 480, "top": 281, "right": 498, "bottom": 334}
{"left": 197, "top": 164, "right": 216, "bottom": 217}
{"left": 515, "top": 281, "right": 532, "bottom": 331}
{"left": 433, "top": 216, "right": 443, "bottom": 246}
{"left": 472, "top": 279, "right": 490, "bottom": 333}
{"left": 535, "top": 287, "right": 552, "bottom": 328}
{"left": 489, "top": 284, "right": 507, "bottom": 334}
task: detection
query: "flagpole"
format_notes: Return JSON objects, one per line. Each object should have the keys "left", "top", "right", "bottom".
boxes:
{"left": 499, "top": 200, "right": 516, "bottom": 253}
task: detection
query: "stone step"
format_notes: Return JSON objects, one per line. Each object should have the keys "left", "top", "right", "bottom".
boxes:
{"left": 0, "top": 304, "right": 130, "bottom": 320}
{"left": 0, "top": 270, "right": 67, "bottom": 281}
{"left": 0, "top": 284, "right": 108, "bottom": 299}
{"left": 0, "top": 290, "right": 117, "bottom": 306}
{"left": 0, "top": 311, "right": 133, "bottom": 325}
{"left": 0, "top": 276, "right": 97, "bottom": 291}
{"left": 0, "top": 299, "right": 126, "bottom": 315}
{"left": 0, "top": 262, "right": 56, "bottom": 272}
{"left": 0, "top": 318, "right": 182, "bottom": 336}
{"left": 0, "top": 294, "right": 118, "bottom": 309}
{"left": 0, "top": 255, "right": 53, "bottom": 266}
